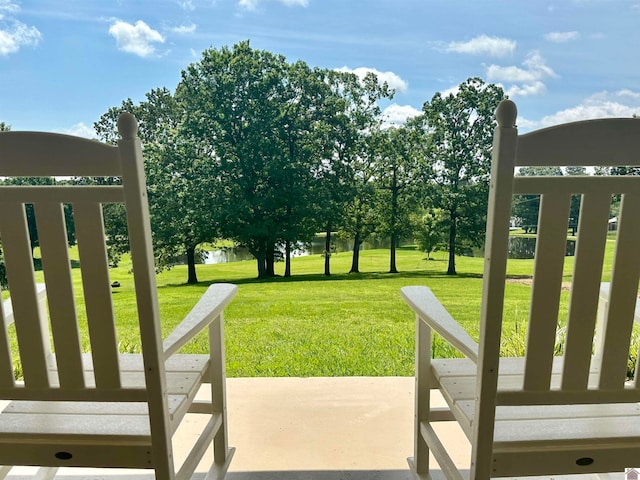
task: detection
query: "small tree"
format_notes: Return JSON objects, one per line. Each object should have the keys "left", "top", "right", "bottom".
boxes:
{"left": 411, "top": 208, "right": 447, "bottom": 260}
{"left": 371, "top": 121, "right": 427, "bottom": 273}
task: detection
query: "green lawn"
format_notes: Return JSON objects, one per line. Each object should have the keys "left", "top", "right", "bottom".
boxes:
{"left": 4, "top": 239, "right": 630, "bottom": 378}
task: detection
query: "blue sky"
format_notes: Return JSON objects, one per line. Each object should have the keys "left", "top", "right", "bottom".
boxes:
{"left": 1, "top": 0, "right": 639, "bottom": 136}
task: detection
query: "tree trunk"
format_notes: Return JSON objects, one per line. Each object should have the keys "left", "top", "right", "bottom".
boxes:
{"left": 389, "top": 231, "right": 398, "bottom": 274}
{"left": 447, "top": 212, "right": 457, "bottom": 275}
{"left": 266, "top": 242, "right": 276, "bottom": 277}
{"left": 389, "top": 175, "right": 399, "bottom": 274}
{"left": 186, "top": 244, "right": 198, "bottom": 284}
{"left": 349, "top": 232, "right": 361, "bottom": 273}
{"left": 255, "top": 244, "right": 267, "bottom": 279}
{"left": 284, "top": 240, "right": 292, "bottom": 277}
{"left": 324, "top": 227, "right": 331, "bottom": 276}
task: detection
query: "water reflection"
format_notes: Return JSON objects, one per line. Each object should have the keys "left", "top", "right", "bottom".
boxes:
{"left": 507, "top": 236, "right": 576, "bottom": 259}
{"left": 204, "top": 236, "right": 390, "bottom": 264}
{"left": 205, "top": 248, "right": 255, "bottom": 264}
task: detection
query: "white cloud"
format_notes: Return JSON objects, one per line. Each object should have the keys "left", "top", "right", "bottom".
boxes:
{"left": 108, "top": 20, "right": 164, "bottom": 57}
{"left": 506, "top": 81, "right": 547, "bottom": 97}
{"left": 0, "top": 1, "right": 41, "bottom": 56}
{"left": 445, "top": 34, "right": 516, "bottom": 57}
{"left": 439, "top": 85, "right": 460, "bottom": 98}
{"left": 0, "top": 20, "right": 41, "bottom": 56}
{"left": 488, "top": 51, "right": 556, "bottom": 83}
{"left": 0, "top": 1, "right": 20, "bottom": 15}
{"left": 172, "top": 23, "right": 196, "bottom": 34}
{"left": 336, "top": 66, "right": 408, "bottom": 93}
{"left": 544, "top": 31, "right": 580, "bottom": 43}
{"left": 59, "top": 122, "right": 97, "bottom": 139}
{"left": 381, "top": 103, "right": 421, "bottom": 127}
{"left": 487, "top": 64, "right": 539, "bottom": 83}
{"left": 525, "top": 90, "right": 640, "bottom": 130}
{"left": 617, "top": 89, "right": 640, "bottom": 99}
{"left": 487, "top": 50, "right": 556, "bottom": 98}
{"left": 238, "top": 0, "right": 258, "bottom": 9}
{"left": 238, "top": 0, "right": 308, "bottom": 10}
{"left": 177, "top": 0, "right": 195, "bottom": 11}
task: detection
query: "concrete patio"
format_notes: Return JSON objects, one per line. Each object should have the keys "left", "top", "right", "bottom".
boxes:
{"left": 1, "top": 376, "right": 632, "bottom": 479}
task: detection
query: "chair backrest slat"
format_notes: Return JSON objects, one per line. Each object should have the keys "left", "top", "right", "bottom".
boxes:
{"left": 0, "top": 201, "right": 50, "bottom": 388}
{"left": 35, "top": 201, "right": 85, "bottom": 388}
{"left": 73, "top": 202, "right": 121, "bottom": 389}
{"left": 562, "top": 192, "right": 611, "bottom": 389}
{"left": 0, "top": 294, "right": 15, "bottom": 388}
{"left": 523, "top": 192, "right": 571, "bottom": 391}
{"left": 598, "top": 191, "right": 640, "bottom": 389}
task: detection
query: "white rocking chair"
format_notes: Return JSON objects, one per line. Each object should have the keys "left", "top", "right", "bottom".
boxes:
{"left": 403, "top": 99, "right": 640, "bottom": 479}
{"left": 0, "top": 114, "right": 236, "bottom": 479}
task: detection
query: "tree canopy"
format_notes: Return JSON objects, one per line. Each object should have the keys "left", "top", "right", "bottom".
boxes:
{"left": 0, "top": 43, "right": 518, "bottom": 285}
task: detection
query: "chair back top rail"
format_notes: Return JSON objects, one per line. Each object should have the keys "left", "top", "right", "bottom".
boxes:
{"left": 0, "top": 132, "right": 121, "bottom": 177}
{"left": 515, "top": 117, "right": 640, "bottom": 167}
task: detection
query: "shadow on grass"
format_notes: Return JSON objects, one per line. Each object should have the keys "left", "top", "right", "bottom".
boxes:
{"left": 33, "top": 258, "right": 81, "bottom": 271}
{"left": 162, "top": 269, "right": 484, "bottom": 289}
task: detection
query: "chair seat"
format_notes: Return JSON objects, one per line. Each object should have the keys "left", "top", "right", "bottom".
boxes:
{"left": 431, "top": 357, "right": 640, "bottom": 476}
{"left": 0, "top": 353, "right": 213, "bottom": 469}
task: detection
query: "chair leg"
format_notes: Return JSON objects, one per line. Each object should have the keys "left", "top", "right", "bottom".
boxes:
{"left": 209, "top": 315, "right": 231, "bottom": 466}
{"left": 412, "top": 317, "right": 433, "bottom": 477}
{"left": 206, "top": 447, "right": 235, "bottom": 480}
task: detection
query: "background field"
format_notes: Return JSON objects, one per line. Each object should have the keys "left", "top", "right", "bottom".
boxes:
{"left": 5, "top": 241, "right": 630, "bottom": 378}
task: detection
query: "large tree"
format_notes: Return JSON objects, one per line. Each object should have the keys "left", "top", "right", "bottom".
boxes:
{"left": 95, "top": 88, "right": 220, "bottom": 284}
{"left": 179, "top": 41, "right": 365, "bottom": 279}
{"left": 421, "top": 78, "right": 505, "bottom": 275}
{"left": 179, "top": 42, "right": 295, "bottom": 278}
{"left": 326, "top": 70, "right": 393, "bottom": 274}
{"left": 275, "top": 62, "right": 345, "bottom": 277}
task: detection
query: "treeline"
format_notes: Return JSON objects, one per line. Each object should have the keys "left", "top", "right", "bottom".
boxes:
{"left": 1, "top": 41, "right": 507, "bottom": 284}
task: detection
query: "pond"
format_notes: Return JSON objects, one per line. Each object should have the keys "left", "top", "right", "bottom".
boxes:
{"left": 204, "top": 236, "right": 390, "bottom": 264}
{"left": 507, "top": 236, "right": 576, "bottom": 259}
{"left": 465, "top": 236, "right": 576, "bottom": 259}
{"left": 202, "top": 235, "right": 575, "bottom": 264}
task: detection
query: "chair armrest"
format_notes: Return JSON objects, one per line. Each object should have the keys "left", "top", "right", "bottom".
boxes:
{"left": 162, "top": 283, "right": 238, "bottom": 359}
{"left": 598, "top": 282, "right": 640, "bottom": 324}
{"left": 401, "top": 285, "right": 478, "bottom": 362}
{"left": 595, "top": 282, "right": 640, "bottom": 360}
{"left": 2, "top": 283, "right": 47, "bottom": 329}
